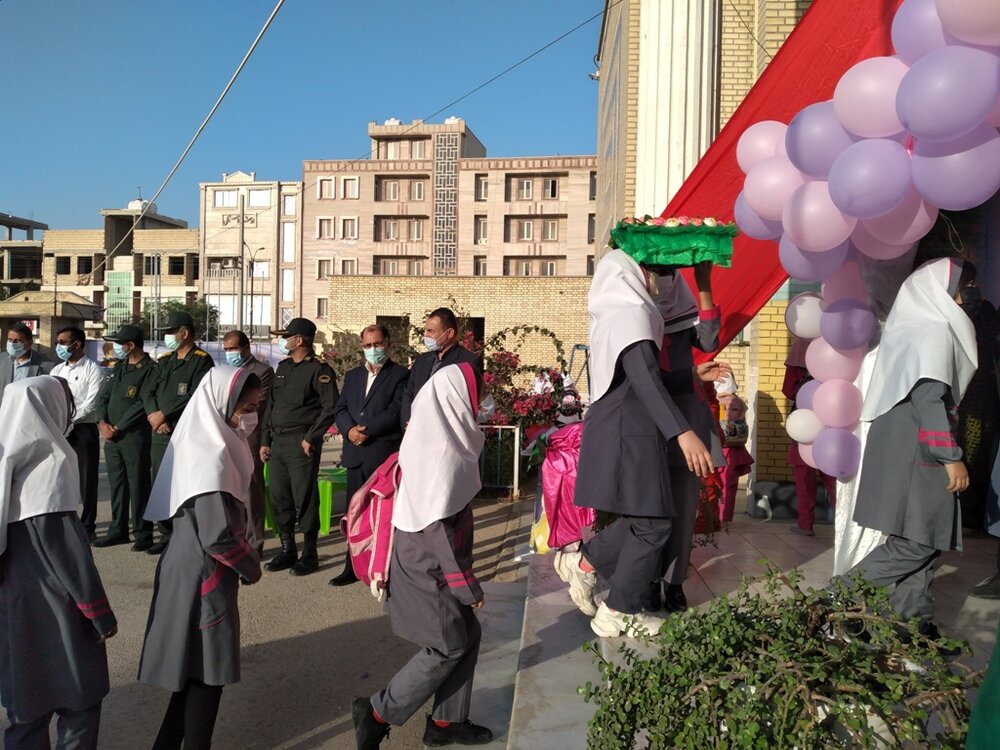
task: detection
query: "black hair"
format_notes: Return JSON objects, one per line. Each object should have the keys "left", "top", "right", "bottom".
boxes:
{"left": 9, "top": 322, "right": 33, "bottom": 340}
{"left": 959, "top": 260, "right": 978, "bottom": 289}
{"left": 361, "top": 324, "right": 391, "bottom": 340}
{"left": 224, "top": 330, "right": 250, "bottom": 347}
{"left": 57, "top": 326, "right": 86, "bottom": 346}
{"left": 428, "top": 307, "right": 459, "bottom": 333}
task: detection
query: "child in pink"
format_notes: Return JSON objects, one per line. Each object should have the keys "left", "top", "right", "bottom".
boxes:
{"left": 715, "top": 374, "right": 753, "bottom": 522}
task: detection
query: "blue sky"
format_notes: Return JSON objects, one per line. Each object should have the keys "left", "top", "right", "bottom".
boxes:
{"left": 0, "top": 0, "right": 601, "bottom": 231}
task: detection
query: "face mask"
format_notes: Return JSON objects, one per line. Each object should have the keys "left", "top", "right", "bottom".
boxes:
{"left": 423, "top": 335, "right": 442, "bottom": 352}
{"left": 278, "top": 337, "right": 292, "bottom": 356}
{"left": 235, "top": 411, "right": 258, "bottom": 437}
{"left": 164, "top": 333, "right": 180, "bottom": 351}
{"left": 6, "top": 342, "right": 25, "bottom": 358}
{"left": 112, "top": 343, "right": 128, "bottom": 360}
{"left": 477, "top": 393, "right": 496, "bottom": 424}
{"left": 56, "top": 343, "right": 74, "bottom": 361}
{"left": 225, "top": 351, "right": 244, "bottom": 366}
{"left": 364, "top": 347, "right": 388, "bottom": 366}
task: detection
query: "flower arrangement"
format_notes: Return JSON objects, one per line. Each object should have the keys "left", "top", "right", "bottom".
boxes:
{"left": 609, "top": 215, "right": 739, "bottom": 268}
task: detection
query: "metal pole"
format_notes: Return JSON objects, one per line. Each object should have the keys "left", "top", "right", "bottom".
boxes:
{"left": 237, "top": 193, "right": 245, "bottom": 330}
{"left": 248, "top": 248, "right": 254, "bottom": 338}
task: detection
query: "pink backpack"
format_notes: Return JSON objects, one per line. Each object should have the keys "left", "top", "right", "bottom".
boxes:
{"left": 341, "top": 452, "right": 402, "bottom": 589}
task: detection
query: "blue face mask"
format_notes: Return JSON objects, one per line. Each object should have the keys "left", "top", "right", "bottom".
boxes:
{"left": 225, "top": 351, "right": 244, "bottom": 366}
{"left": 278, "top": 337, "right": 292, "bottom": 356}
{"left": 7, "top": 341, "right": 25, "bottom": 358}
{"left": 364, "top": 347, "right": 388, "bottom": 366}
{"left": 164, "top": 333, "right": 180, "bottom": 351}
{"left": 56, "top": 343, "right": 74, "bottom": 361}
{"left": 112, "top": 343, "right": 128, "bottom": 360}
{"left": 423, "top": 335, "right": 441, "bottom": 352}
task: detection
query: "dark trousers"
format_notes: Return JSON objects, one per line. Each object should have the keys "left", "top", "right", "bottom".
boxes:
{"left": 105, "top": 428, "right": 153, "bottom": 542}
{"left": 151, "top": 432, "right": 174, "bottom": 541}
{"left": 67, "top": 423, "right": 100, "bottom": 534}
{"left": 583, "top": 515, "right": 673, "bottom": 613}
{"left": 794, "top": 464, "right": 837, "bottom": 531}
{"left": 373, "top": 611, "right": 482, "bottom": 726}
{"left": 843, "top": 534, "right": 940, "bottom": 622}
{"left": 3, "top": 701, "right": 102, "bottom": 750}
{"left": 245, "top": 435, "right": 266, "bottom": 556}
{"left": 151, "top": 679, "right": 224, "bottom": 750}
{"left": 269, "top": 433, "right": 322, "bottom": 537}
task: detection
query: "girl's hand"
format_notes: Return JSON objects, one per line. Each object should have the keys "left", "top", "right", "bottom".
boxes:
{"left": 945, "top": 462, "right": 969, "bottom": 493}
{"left": 677, "top": 431, "right": 713, "bottom": 478}
{"left": 696, "top": 361, "right": 731, "bottom": 382}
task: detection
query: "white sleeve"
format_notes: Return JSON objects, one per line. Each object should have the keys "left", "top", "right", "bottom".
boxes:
{"left": 74, "top": 360, "right": 107, "bottom": 423}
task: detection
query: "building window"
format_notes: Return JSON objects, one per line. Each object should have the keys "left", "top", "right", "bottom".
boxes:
{"left": 341, "top": 217, "right": 358, "bottom": 240}
{"left": 213, "top": 189, "right": 237, "bottom": 208}
{"left": 518, "top": 220, "right": 533, "bottom": 242}
{"left": 250, "top": 260, "right": 269, "bottom": 278}
{"left": 283, "top": 195, "right": 296, "bottom": 215}
{"left": 587, "top": 214, "right": 596, "bottom": 244}
{"left": 543, "top": 178, "right": 558, "bottom": 199}
{"left": 409, "top": 220, "right": 423, "bottom": 242}
{"left": 383, "top": 219, "right": 398, "bottom": 241}
{"left": 319, "top": 178, "right": 334, "bottom": 199}
{"left": 318, "top": 218, "right": 334, "bottom": 239}
{"left": 317, "top": 259, "right": 332, "bottom": 279}
{"left": 282, "top": 222, "right": 296, "bottom": 263}
{"left": 381, "top": 259, "right": 400, "bottom": 275}
{"left": 342, "top": 177, "right": 359, "bottom": 199}
{"left": 385, "top": 181, "right": 399, "bottom": 201}
{"left": 168, "top": 257, "right": 185, "bottom": 275}
{"left": 518, "top": 260, "right": 532, "bottom": 276}
{"left": 543, "top": 220, "right": 558, "bottom": 241}
{"left": 77, "top": 256, "right": 93, "bottom": 274}
{"left": 248, "top": 189, "right": 270, "bottom": 208}
{"left": 587, "top": 255, "right": 595, "bottom": 276}
{"left": 316, "top": 298, "right": 329, "bottom": 318}
{"left": 191, "top": 256, "right": 200, "bottom": 280}
{"left": 410, "top": 259, "right": 423, "bottom": 275}
{"left": 589, "top": 171, "right": 597, "bottom": 201}
{"left": 55, "top": 256, "right": 71, "bottom": 274}
{"left": 341, "top": 259, "right": 357, "bottom": 275}
{"left": 517, "top": 178, "right": 532, "bottom": 201}
{"left": 473, "top": 256, "right": 487, "bottom": 276}
{"left": 474, "top": 216, "right": 488, "bottom": 244}
{"left": 541, "top": 260, "right": 557, "bottom": 277}
{"left": 143, "top": 256, "right": 160, "bottom": 275}
{"left": 410, "top": 181, "right": 424, "bottom": 201}
{"left": 412, "top": 140, "right": 426, "bottom": 159}
{"left": 281, "top": 269, "right": 294, "bottom": 302}
{"left": 386, "top": 141, "right": 400, "bottom": 160}
{"left": 475, "top": 174, "right": 488, "bottom": 201}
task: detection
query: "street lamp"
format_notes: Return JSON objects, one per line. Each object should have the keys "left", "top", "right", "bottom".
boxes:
{"left": 244, "top": 244, "right": 265, "bottom": 340}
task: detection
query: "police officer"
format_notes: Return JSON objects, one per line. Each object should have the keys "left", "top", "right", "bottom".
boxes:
{"left": 261, "top": 318, "right": 338, "bottom": 576}
{"left": 142, "top": 310, "right": 215, "bottom": 554}
{"left": 94, "top": 325, "right": 157, "bottom": 550}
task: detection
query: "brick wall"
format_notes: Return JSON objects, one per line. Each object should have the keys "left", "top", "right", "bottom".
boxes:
{"left": 753, "top": 300, "right": 795, "bottom": 482}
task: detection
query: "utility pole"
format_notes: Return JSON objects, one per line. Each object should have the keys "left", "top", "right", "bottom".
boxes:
{"left": 237, "top": 193, "right": 245, "bottom": 330}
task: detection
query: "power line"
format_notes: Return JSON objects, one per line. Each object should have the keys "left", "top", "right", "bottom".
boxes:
{"left": 726, "top": 0, "right": 773, "bottom": 63}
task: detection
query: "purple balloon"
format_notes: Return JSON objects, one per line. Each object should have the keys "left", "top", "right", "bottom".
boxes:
{"left": 813, "top": 428, "right": 862, "bottom": 478}
{"left": 828, "top": 139, "right": 913, "bottom": 219}
{"left": 892, "top": 0, "right": 950, "bottom": 65}
{"left": 912, "top": 122, "right": 1000, "bottom": 210}
{"left": 734, "top": 191, "right": 783, "bottom": 240}
{"left": 796, "top": 379, "right": 821, "bottom": 411}
{"left": 896, "top": 46, "right": 1000, "bottom": 142}
{"left": 779, "top": 235, "right": 849, "bottom": 282}
{"left": 861, "top": 186, "right": 938, "bottom": 245}
{"left": 822, "top": 260, "right": 869, "bottom": 304}
{"left": 785, "top": 101, "right": 858, "bottom": 179}
{"left": 820, "top": 298, "right": 877, "bottom": 350}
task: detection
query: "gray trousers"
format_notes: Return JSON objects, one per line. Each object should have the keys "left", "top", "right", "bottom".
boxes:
{"left": 661, "top": 469, "right": 700, "bottom": 585}
{"left": 583, "top": 516, "right": 673, "bottom": 614}
{"left": 372, "top": 613, "right": 482, "bottom": 726}
{"left": 843, "top": 534, "right": 940, "bottom": 622}
{"left": 3, "top": 702, "right": 102, "bottom": 750}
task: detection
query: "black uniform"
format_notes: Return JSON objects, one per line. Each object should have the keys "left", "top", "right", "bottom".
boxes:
{"left": 401, "top": 345, "right": 480, "bottom": 428}
{"left": 261, "top": 353, "right": 339, "bottom": 541}
{"left": 97, "top": 353, "right": 157, "bottom": 543}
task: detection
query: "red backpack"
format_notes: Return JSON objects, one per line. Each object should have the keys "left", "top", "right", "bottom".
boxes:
{"left": 341, "top": 452, "right": 402, "bottom": 597}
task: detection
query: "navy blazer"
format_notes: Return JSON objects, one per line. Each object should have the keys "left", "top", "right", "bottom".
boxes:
{"left": 334, "top": 360, "right": 408, "bottom": 472}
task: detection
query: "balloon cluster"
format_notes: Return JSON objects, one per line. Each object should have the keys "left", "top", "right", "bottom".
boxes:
{"left": 734, "top": 0, "right": 1000, "bottom": 479}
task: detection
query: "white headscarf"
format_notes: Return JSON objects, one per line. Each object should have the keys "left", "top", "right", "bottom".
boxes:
{"left": 587, "top": 249, "right": 665, "bottom": 402}
{"left": 145, "top": 365, "right": 256, "bottom": 522}
{"left": 0, "top": 376, "right": 81, "bottom": 555}
{"left": 651, "top": 271, "right": 700, "bottom": 334}
{"left": 861, "top": 258, "right": 978, "bottom": 422}
{"left": 393, "top": 363, "right": 485, "bottom": 533}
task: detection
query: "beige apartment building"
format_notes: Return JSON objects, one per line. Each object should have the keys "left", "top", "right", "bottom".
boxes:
{"left": 198, "top": 171, "right": 303, "bottom": 339}
{"left": 301, "top": 118, "right": 597, "bottom": 325}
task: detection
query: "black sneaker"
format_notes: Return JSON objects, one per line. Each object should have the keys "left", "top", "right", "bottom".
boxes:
{"left": 94, "top": 534, "right": 130, "bottom": 548}
{"left": 352, "top": 697, "right": 390, "bottom": 750}
{"left": 664, "top": 584, "right": 688, "bottom": 613}
{"left": 642, "top": 580, "right": 663, "bottom": 611}
{"left": 422, "top": 717, "right": 494, "bottom": 747}
{"left": 145, "top": 541, "right": 168, "bottom": 555}
{"left": 131, "top": 539, "right": 154, "bottom": 552}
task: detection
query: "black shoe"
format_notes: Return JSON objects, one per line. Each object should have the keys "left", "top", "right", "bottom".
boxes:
{"left": 916, "top": 622, "right": 963, "bottom": 658}
{"left": 642, "top": 580, "right": 663, "bottom": 611}
{"left": 352, "top": 697, "right": 390, "bottom": 750}
{"left": 422, "top": 717, "right": 494, "bottom": 747}
{"left": 664, "top": 584, "right": 688, "bottom": 613}
{"left": 329, "top": 567, "right": 359, "bottom": 587}
{"left": 290, "top": 554, "right": 319, "bottom": 576}
{"left": 265, "top": 535, "right": 298, "bottom": 572}
{"left": 971, "top": 572, "right": 1000, "bottom": 600}
{"left": 145, "top": 541, "right": 168, "bottom": 555}
{"left": 95, "top": 534, "right": 130, "bottom": 548}
{"left": 131, "top": 539, "right": 154, "bottom": 552}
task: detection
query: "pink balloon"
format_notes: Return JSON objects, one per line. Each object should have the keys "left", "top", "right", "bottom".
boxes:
{"left": 734, "top": 191, "right": 783, "bottom": 240}
{"left": 813, "top": 379, "right": 864, "bottom": 428}
{"left": 805, "top": 338, "right": 865, "bottom": 382}
{"left": 798, "top": 442, "right": 819, "bottom": 469}
{"left": 850, "top": 222, "right": 917, "bottom": 260}
{"left": 782, "top": 182, "right": 858, "bottom": 252}
{"left": 935, "top": 0, "right": 1000, "bottom": 47}
{"left": 833, "top": 56, "right": 910, "bottom": 138}
{"left": 822, "top": 261, "right": 869, "bottom": 304}
{"left": 860, "top": 186, "right": 938, "bottom": 245}
{"left": 737, "top": 120, "right": 789, "bottom": 173}
{"left": 744, "top": 155, "right": 805, "bottom": 221}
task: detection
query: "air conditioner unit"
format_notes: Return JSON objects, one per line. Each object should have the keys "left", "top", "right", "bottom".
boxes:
{"left": 476, "top": 238, "right": 488, "bottom": 245}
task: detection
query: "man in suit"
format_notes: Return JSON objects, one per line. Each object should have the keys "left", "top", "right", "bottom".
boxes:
{"left": 329, "top": 324, "right": 409, "bottom": 586}
{"left": 0, "top": 322, "right": 52, "bottom": 408}
{"left": 400, "top": 307, "right": 480, "bottom": 429}
{"left": 222, "top": 329, "right": 275, "bottom": 556}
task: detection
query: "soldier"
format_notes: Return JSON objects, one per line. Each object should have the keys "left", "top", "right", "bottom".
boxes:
{"left": 94, "top": 325, "right": 157, "bottom": 550}
{"left": 142, "top": 311, "right": 215, "bottom": 554}
{"left": 260, "top": 318, "right": 338, "bottom": 576}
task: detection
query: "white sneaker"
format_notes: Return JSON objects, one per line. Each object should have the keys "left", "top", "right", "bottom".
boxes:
{"left": 590, "top": 601, "right": 665, "bottom": 638}
{"left": 553, "top": 549, "right": 598, "bottom": 616}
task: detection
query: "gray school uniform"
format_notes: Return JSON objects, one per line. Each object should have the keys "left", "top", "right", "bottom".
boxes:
{"left": 0, "top": 512, "right": 117, "bottom": 724}
{"left": 138, "top": 493, "right": 262, "bottom": 692}
{"left": 853, "top": 379, "right": 963, "bottom": 552}
{"left": 373, "top": 504, "right": 483, "bottom": 725}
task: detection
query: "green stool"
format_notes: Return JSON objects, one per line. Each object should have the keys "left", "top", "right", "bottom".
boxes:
{"left": 263, "top": 464, "right": 349, "bottom": 537}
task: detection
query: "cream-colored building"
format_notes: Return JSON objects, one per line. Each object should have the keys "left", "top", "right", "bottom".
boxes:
{"left": 198, "top": 171, "right": 302, "bottom": 339}
{"left": 301, "top": 118, "right": 597, "bottom": 325}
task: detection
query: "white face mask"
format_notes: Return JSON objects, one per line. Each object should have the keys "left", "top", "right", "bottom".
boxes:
{"left": 477, "top": 393, "right": 496, "bottom": 424}
{"left": 236, "top": 411, "right": 258, "bottom": 437}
